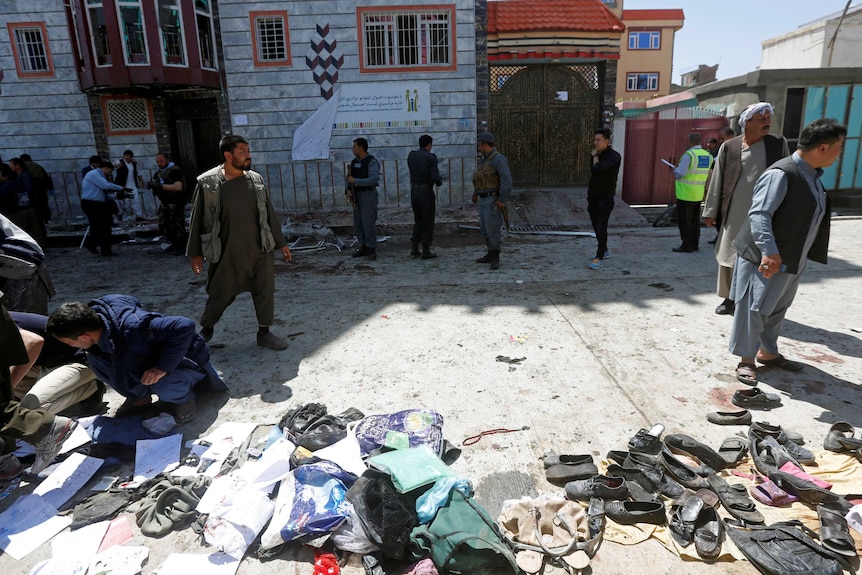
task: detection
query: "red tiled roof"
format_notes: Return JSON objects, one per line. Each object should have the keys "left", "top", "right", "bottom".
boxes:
{"left": 489, "top": 0, "right": 626, "bottom": 33}
{"left": 622, "top": 9, "right": 685, "bottom": 22}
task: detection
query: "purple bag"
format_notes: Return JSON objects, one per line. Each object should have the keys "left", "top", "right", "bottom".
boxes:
{"left": 352, "top": 409, "right": 444, "bottom": 456}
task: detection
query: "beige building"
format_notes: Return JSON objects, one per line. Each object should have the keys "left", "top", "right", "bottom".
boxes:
{"left": 616, "top": 9, "right": 685, "bottom": 101}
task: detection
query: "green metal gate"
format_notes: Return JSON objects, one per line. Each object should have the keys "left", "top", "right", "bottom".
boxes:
{"left": 489, "top": 64, "right": 602, "bottom": 186}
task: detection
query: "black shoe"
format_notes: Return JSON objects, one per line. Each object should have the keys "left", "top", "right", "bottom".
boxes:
{"left": 672, "top": 246, "right": 693, "bottom": 253}
{"left": 605, "top": 500, "right": 666, "bottom": 525}
{"left": 421, "top": 251, "right": 437, "bottom": 260}
{"left": 367, "top": 248, "right": 377, "bottom": 261}
{"left": 489, "top": 250, "right": 500, "bottom": 270}
{"left": 410, "top": 241, "right": 420, "bottom": 258}
{"left": 715, "top": 299, "right": 735, "bottom": 315}
{"left": 352, "top": 246, "right": 369, "bottom": 258}
{"left": 476, "top": 252, "right": 493, "bottom": 263}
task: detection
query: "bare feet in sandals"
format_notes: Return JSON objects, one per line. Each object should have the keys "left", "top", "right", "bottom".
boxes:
{"left": 735, "top": 362, "right": 757, "bottom": 386}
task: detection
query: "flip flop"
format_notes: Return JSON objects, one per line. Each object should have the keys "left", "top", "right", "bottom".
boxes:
{"left": 718, "top": 437, "right": 748, "bottom": 466}
{"left": 756, "top": 354, "right": 804, "bottom": 372}
{"left": 735, "top": 362, "right": 758, "bottom": 385}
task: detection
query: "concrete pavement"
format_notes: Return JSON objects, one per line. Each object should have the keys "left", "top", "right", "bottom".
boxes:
{"left": 4, "top": 190, "right": 861, "bottom": 574}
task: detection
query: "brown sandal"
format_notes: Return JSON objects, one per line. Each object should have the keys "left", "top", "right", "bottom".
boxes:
{"left": 735, "top": 362, "right": 757, "bottom": 386}
{"left": 174, "top": 399, "right": 197, "bottom": 424}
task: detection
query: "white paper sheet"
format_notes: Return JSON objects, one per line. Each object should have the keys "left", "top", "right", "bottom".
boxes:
{"left": 59, "top": 423, "right": 92, "bottom": 455}
{"left": 33, "top": 453, "right": 104, "bottom": 509}
{"left": 88, "top": 545, "right": 149, "bottom": 575}
{"left": 0, "top": 495, "right": 71, "bottom": 560}
{"left": 233, "top": 437, "right": 294, "bottom": 490}
{"left": 133, "top": 434, "right": 182, "bottom": 483}
{"left": 313, "top": 434, "right": 367, "bottom": 477}
{"left": 196, "top": 474, "right": 247, "bottom": 515}
{"left": 203, "top": 486, "right": 274, "bottom": 559}
{"left": 29, "top": 521, "right": 112, "bottom": 575}
{"left": 156, "top": 552, "right": 240, "bottom": 575}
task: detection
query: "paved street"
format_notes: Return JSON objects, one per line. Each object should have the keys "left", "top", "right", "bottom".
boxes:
{"left": 3, "top": 205, "right": 861, "bottom": 574}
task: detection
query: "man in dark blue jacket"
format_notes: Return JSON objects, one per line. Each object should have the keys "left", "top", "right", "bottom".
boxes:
{"left": 46, "top": 294, "right": 226, "bottom": 423}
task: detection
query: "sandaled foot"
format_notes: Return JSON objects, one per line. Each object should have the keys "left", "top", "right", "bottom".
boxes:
{"left": 756, "top": 354, "right": 804, "bottom": 372}
{"left": 735, "top": 362, "right": 758, "bottom": 386}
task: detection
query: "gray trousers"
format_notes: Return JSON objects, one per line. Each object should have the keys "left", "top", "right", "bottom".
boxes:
{"left": 477, "top": 195, "right": 503, "bottom": 251}
{"left": 353, "top": 189, "right": 378, "bottom": 248}
{"left": 729, "top": 277, "right": 800, "bottom": 358}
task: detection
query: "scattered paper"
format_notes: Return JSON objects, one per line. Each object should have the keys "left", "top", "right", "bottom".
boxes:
{"left": 89, "top": 545, "right": 149, "bottom": 575}
{"left": 97, "top": 515, "right": 134, "bottom": 553}
{"left": 133, "top": 433, "right": 182, "bottom": 483}
{"left": 156, "top": 552, "right": 240, "bottom": 575}
{"left": 204, "top": 486, "right": 275, "bottom": 559}
{"left": 0, "top": 494, "right": 71, "bottom": 560}
{"left": 34, "top": 452, "right": 104, "bottom": 508}
{"left": 173, "top": 422, "right": 256, "bottom": 478}
{"left": 234, "top": 437, "right": 295, "bottom": 490}
{"left": 59, "top": 422, "right": 93, "bottom": 455}
{"left": 30, "top": 521, "right": 112, "bottom": 575}
{"left": 196, "top": 474, "right": 247, "bottom": 515}
{"left": 313, "top": 435, "right": 366, "bottom": 477}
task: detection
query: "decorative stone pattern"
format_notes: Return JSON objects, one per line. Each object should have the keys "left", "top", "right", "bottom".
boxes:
{"left": 305, "top": 23, "right": 343, "bottom": 100}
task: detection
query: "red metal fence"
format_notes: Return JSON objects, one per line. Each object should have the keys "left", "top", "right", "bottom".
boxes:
{"left": 622, "top": 107, "right": 729, "bottom": 205}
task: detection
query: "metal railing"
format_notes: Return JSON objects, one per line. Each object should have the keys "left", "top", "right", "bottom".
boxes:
{"left": 46, "top": 156, "right": 477, "bottom": 218}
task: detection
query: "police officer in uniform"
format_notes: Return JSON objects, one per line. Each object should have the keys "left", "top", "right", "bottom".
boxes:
{"left": 472, "top": 132, "right": 512, "bottom": 270}
{"left": 671, "top": 132, "right": 713, "bottom": 252}
{"left": 345, "top": 138, "right": 380, "bottom": 261}
{"left": 407, "top": 134, "right": 443, "bottom": 260}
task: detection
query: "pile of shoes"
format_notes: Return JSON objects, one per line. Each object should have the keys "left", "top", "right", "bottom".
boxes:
{"left": 544, "top": 419, "right": 862, "bottom": 564}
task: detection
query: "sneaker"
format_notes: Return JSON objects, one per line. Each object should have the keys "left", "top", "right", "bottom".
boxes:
{"left": 0, "top": 453, "right": 24, "bottom": 480}
{"left": 257, "top": 332, "right": 288, "bottom": 350}
{"left": 31, "top": 416, "right": 77, "bottom": 474}
{"left": 588, "top": 258, "right": 604, "bottom": 270}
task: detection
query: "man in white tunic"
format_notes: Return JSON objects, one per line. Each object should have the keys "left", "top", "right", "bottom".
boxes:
{"left": 728, "top": 119, "right": 845, "bottom": 386}
{"left": 703, "top": 103, "right": 789, "bottom": 316}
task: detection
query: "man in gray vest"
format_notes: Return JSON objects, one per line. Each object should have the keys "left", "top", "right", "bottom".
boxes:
{"left": 345, "top": 138, "right": 380, "bottom": 260}
{"left": 472, "top": 132, "right": 512, "bottom": 270}
{"left": 187, "top": 135, "right": 293, "bottom": 350}
{"left": 703, "top": 103, "right": 789, "bottom": 315}
{"left": 728, "top": 118, "right": 845, "bottom": 387}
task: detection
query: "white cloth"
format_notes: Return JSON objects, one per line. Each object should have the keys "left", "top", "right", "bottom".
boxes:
{"left": 291, "top": 91, "right": 340, "bottom": 161}
{"left": 739, "top": 102, "right": 774, "bottom": 129}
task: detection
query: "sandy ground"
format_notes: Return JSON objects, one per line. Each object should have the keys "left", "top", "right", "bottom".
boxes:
{"left": 3, "top": 217, "right": 861, "bottom": 575}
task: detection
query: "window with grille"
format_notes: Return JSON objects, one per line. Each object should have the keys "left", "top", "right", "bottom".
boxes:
{"left": 251, "top": 11, "right": 291, "bottom": 66}
{"left": 195, "top": 0, "right": 216, "bottom": 69}
{"left": 626, "top": 72, "right": 659, "bottom": 92}
{"left": 8, "top": 22, "right": 54, "bottom": 77}
{"left": 358, "top": 6, "right": 456, "bottom": 72}
{"left": 158, "top": 0, "right": 186, "bottom": 66}
{"left": 103, "top": 97, "right": 154, "bottom": 135}
{"left": 628, "top": 31, "right": 660, "bottom": 50}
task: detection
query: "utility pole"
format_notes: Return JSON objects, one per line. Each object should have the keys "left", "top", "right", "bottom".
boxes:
{"left": 826, "top": 0, "right": 853, "bottom": 67}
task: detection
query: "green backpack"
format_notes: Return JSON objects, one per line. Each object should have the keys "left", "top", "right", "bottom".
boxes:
{"left": 409, "top": 490, "right": 518, "bottom": 575}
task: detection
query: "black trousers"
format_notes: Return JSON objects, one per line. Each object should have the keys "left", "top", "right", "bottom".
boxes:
{"left": 81, "top": 199, "right": 115, "bottom": 255}
{"left": 676, "top": 199, "right": 702, "bottom": 250}
{"left": 587, "top": 198, "right": 614, "bottom": 259}
{"left": 410, "top": 185, "right": 436, "bottom": 245}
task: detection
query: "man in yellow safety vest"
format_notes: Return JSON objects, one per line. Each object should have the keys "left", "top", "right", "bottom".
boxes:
{"left": 671, "top": 132, "right": 713, "bottom": 252}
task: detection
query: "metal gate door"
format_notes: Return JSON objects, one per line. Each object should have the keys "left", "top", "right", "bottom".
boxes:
{"left": 489, "top": 64, "right": 602, "bottom": 186}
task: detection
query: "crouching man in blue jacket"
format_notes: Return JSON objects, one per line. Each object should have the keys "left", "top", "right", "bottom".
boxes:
{"left": 45, "top": 294, "right": 226, "bottom": 424}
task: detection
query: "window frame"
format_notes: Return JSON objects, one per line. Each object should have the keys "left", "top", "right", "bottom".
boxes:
{"left": 627, "top": 30, "right": 661, "bottom": 50}
{"left": 250, "top": 10, "right": 291, "bottom": 67}
{"left": 7, "top": 22, "right": 54, "bottom": 78}
{"left": 195, "top": 0, "right": 217, "bottom": 70}
{"left": 116, "top": 0, "right": 150, "bottom": 65}
{"left": 85, "top": 0, "right": 111, "bottom": 67}
{"left": 100, "top": 95, "right": 156, "bottom": 136}
{"left": 157, "top": 0, "right": 187, "bottom": 67}
{"left": 357, "top": 4, "right": 457, "bottom": 73}
{"left": 626, "top": 72, "right": 659, "bottom": 92}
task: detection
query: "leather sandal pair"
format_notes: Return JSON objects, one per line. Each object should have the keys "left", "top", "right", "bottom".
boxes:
{"left": 707, "top": 473, "right": 765, "bottom": 524}
{"left": 669, "top": 495, "right": 723, "bottom": 560}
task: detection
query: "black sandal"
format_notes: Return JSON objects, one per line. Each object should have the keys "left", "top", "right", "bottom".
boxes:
{"left": 817, "top": 503, "right": 857, "bottom": 557}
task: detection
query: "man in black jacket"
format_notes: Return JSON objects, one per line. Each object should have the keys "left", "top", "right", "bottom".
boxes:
{"left": 586, "top": 128, "right": 622, "bottom": 270}
{"left": 114, "top": 150, "right": 147, "bottom": 221}
{"left": 407, "top": 134, "right": 443, "bottom": 260}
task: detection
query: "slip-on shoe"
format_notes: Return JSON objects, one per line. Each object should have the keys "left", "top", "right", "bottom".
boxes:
{"left": 731, "top": 388, "right": 781, "bottom": 409}
{"left": 565, "top": 475, "right": 628, "bottom": 501}
{"left": 660, "top": 446, "right": 707, "bottom": 490}
{"left": 542, "top": 453, "right": 593, "bottom": 469}
{"left": 706, "top": 410, "right": 752, "bottom": 426}
{"left": 623, "top": 451, "right": 685, "bottom": 499}
{"left": 693, "top": 505, "right": 723, "bottom": 561}
{"left": 750, "top": 436, "right": 799, "bottom": 476}
{"left": 605, "top": 500, "right": 666, "bottom": 525}
{"left": 665, "top": 434, "right": 726, "bottom": 474}
{"left": 546, "top": 460, "right": 598, "bottom": 486}
{"left": 749, "top": 422, "right": 814, "bottom": 463}
{"left": 670, "top": 495, "right": 704, "bottom": 547}
{"left": 823, "top": 421, "right": 862, "bottom": 453}
{"left": 606, "top": 464, "right": 660, "bottom": 502}
{"left": 767, "top": 469, "right": 845, "bottom": 506}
